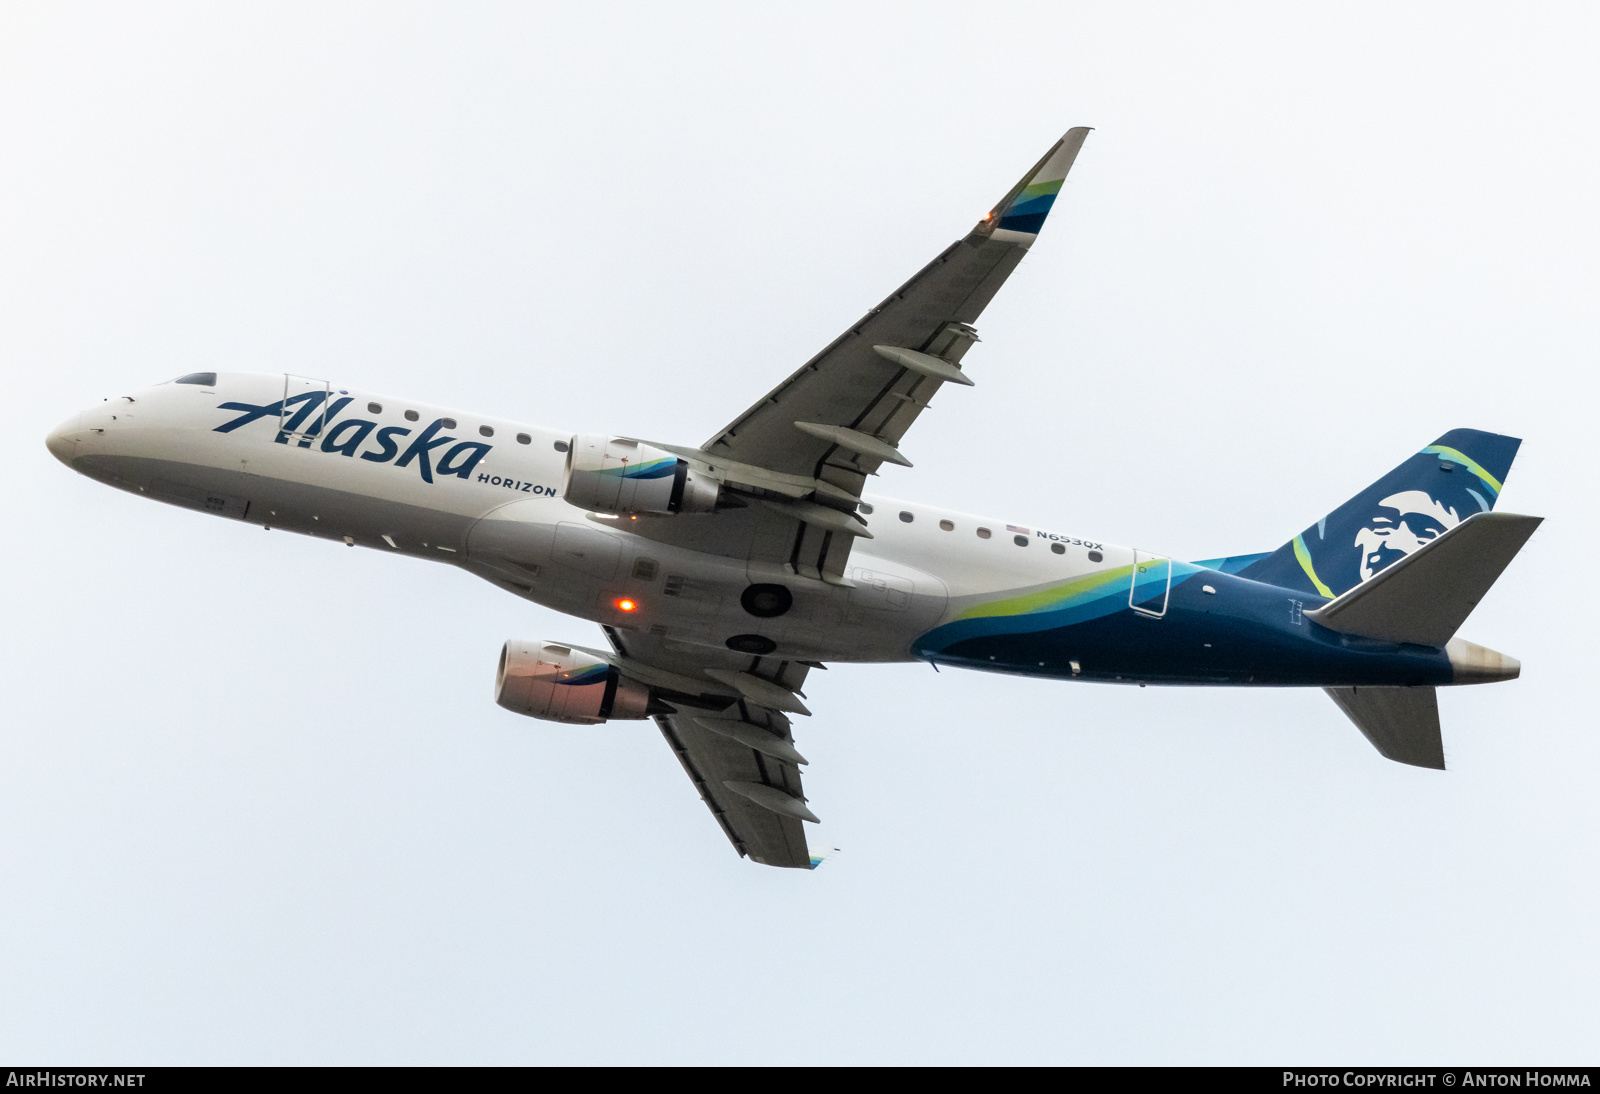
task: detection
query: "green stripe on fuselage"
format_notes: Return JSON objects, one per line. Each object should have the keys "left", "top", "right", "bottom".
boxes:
{"left": 955, "top": 565, "right": 1131, "bottom": 622}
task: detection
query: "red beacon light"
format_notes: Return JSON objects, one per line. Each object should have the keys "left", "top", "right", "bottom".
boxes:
{"left": 614, "top": 597, "right": 639, "bottom": 613}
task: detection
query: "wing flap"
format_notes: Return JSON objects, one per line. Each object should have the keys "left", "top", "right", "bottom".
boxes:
{"left": 702, "top": 127, "right": 1091, "bottom": 486}
{"left": 656, "top": 710, "right": 815, "bottom": 868}
{"left": 702, "top": 243, "right": 1014, "bottom": 480}
{"left": 607, "top": 628, "right": 819, "bottom": 869}
{"left": 601, "top": 130, "right": 1089, "bottom": 587}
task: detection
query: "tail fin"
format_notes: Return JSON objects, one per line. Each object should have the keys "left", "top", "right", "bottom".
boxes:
{"left": 1324, "top": 687, "right": 1445, "bottom": 769}
{"left": 1239, "top": 428, "right": 1522, "bottom": 599}
{"left": 1305, "top": 511, "right": 1542, "bottom": 647}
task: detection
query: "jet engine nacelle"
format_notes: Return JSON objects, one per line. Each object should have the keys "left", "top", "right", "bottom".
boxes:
{"left": 564, "top": 435, "right": 719, "bottom": 515}
{"left": 495, "top": 640, "right": 651, "bottom": 725}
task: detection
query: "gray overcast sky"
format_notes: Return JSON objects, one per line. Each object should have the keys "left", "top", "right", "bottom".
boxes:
{"left": 2, "top": 1, "right": 1596, "bottom": 1064}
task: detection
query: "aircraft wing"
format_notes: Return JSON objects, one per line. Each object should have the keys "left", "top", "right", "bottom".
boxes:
{"left": 603, "top": 626, "right": 819, "bottom": 869}
{"left": 627, "top": 128, "right": 1091, "bottom": 584}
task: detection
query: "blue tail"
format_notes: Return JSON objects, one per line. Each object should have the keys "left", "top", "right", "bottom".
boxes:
{"left": 1237, "top": 428, "right": 1522, "bottom": 600}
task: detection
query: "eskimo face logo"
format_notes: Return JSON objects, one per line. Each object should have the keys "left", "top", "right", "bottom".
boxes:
{"left": 1354, "top": 489, "right": 1461, "bottom": 581}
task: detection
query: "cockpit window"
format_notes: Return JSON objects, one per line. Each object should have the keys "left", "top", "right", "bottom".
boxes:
{"left": 173, "top": 372, "right": 217, "bottom": 386}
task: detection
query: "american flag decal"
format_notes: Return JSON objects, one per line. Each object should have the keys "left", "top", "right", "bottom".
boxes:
{"left": 1006, "top": 524, "right": 1031, "bottom": 534}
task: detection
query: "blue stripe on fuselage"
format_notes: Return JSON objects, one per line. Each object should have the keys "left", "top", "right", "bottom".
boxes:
{"left": 914, "top": 570, "right": 1454, "bottom": 687}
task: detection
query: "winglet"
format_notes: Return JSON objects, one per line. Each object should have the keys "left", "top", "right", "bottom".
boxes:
{"left": 973, "top": 127, "right": 1091, "bottom": 244}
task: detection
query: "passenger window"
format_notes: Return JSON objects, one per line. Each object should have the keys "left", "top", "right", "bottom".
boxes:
{"left": 976, "top": 527, "right": 992, "bottom": 539}
{"left": 479, "top": 425, "right": 494, "bottom": 437}
{"left": 367, "top": 402, "right": 382, "bottom": 414}
{"left": 173, "top": 372, "right": 217, "bottom": 386}
{"left": 441, "top": 418, "right": 457, "bottom": 429}
{"left": 858, "top": 503, "right": 874, "bottom": 515}
{"left": 404, "top": 410, "right": 419, "bottom": 422}
{"left": 1051, "top": 542, "right": 1065, "bottom": 555}
{"left": 516, "top": 433, "right": 531, "bottom": 445}
{"left": 939, "top": 520, "right": 954, "bottom": 531}
{"left": 1087, "top": 550, "right": 1104, "bottom": 563}
{"left": 1013, "top": 535, "right": 1028, "bottom": 547}
{"left": 553, "top": 440, "right": 570, "bottom": 453}
{"left": 898, "top": 511, "right": 914, "bottom": 523}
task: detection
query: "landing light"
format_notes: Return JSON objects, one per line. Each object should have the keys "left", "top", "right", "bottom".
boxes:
{"left": 615, "top": 598, "right": 639, "bottom": 612}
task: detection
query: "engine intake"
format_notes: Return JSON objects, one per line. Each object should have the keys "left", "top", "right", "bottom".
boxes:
{"left": 495, "top": 641, "right": 651, "bottom": 724}
{"left": 564, "top": 435, "right": 719, "bottom": 515}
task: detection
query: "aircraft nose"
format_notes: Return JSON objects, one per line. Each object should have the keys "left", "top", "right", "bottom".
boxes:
{"left": 45, "top": 413, "right": 82, "bottom": 466}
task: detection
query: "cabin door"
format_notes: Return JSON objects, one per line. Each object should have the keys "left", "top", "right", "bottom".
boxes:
{"left": 1129, "top": 551, "right": 1171, "bottom": 618}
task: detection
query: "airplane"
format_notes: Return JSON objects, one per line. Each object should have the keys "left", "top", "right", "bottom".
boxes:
{"left": 45, "top": 128, "right": 1540, "bottom": 869}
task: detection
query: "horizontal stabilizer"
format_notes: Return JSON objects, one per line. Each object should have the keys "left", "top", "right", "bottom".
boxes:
{"left": 1324, "top": 686, "right": 1445, "bottom": 769}
{"left": 1305, "top": 512, "right": 1542, "bottom": 647}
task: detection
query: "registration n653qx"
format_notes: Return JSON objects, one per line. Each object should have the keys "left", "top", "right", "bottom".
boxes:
{"left": 47, "top": 129, "right": 1538, "bottom": 868}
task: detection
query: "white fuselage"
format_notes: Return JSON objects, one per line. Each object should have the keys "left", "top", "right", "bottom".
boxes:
{"left": 46, "top": 372, "right": 1132, "bottom": 664}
